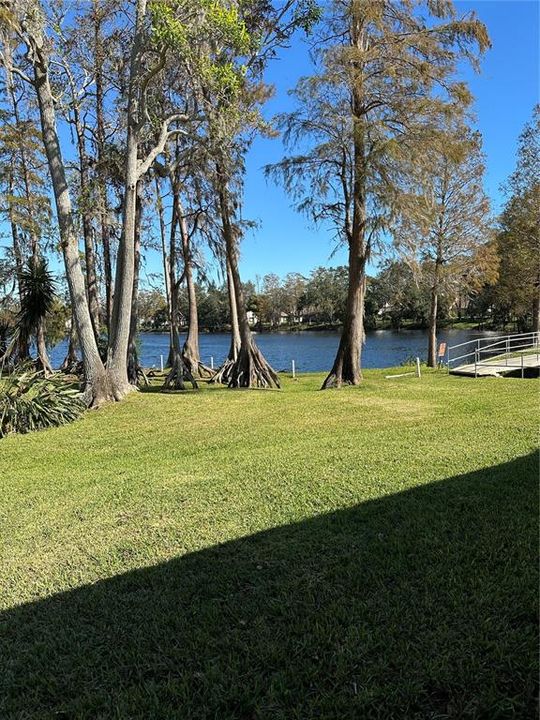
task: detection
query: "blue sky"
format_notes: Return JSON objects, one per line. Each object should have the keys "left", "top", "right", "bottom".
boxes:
{"left": 3, "top": 1, "right": 538, "bottom": 289}
{"left": 234, "top": 0, "right": 539, "bottom": 284}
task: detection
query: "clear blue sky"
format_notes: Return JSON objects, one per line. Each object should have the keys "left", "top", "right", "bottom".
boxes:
{"left": 235, "top": 0, "right": 539, "bottom": 284}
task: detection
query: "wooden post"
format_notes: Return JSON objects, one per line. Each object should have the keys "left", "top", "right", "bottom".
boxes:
{"left": 415, "top": 357, "right": 421, "bottom": 378}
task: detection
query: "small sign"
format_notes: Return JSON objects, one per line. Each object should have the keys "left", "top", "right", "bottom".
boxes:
{"left": 438, "top": 342, "right": 447, "bottom": 358}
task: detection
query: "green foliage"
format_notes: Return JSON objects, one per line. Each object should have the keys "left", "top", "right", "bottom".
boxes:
{"left": 16, "top": 256, "right": 56, "bottom": 338}
{"left": 492, "top": 106, "right": 540, "bottom": 329}
{"left": 0, "top": 370, "right": 84, "bottom": 438}
{"left": 149, "top": 0, "right": 251, "bottom": 95}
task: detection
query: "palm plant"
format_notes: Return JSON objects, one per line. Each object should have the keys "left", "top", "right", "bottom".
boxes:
{"left": 11, "top": 256, "right": 55, "bottom": 374}
{"left": 0, "top": 370, "right": 84, "bottom": 437}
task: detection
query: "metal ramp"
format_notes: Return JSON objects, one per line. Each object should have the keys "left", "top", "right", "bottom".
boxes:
{"left": 447, "top": 332, "right": 540, "bottom": 378}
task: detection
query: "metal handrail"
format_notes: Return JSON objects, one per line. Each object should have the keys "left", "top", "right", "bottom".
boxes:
{"left": 447, "top": 331, "right": 540, "bottom": 373}
{"left": 447, "top": 331, "right": 538, "bottom": 352}
{"left": 474, "top": 333, "right": 538, "bottom": 355}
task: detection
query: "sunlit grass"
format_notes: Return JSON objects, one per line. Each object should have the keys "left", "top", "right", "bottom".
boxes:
{"left": 1, "top": 370, "right": 537, "bottom": 718}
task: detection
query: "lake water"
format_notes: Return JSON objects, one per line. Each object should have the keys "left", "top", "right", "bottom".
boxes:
{"left": 49, "top": 328, "right": 499, "bottom": 372}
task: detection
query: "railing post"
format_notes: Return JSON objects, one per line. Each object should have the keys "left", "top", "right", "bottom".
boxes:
{"left": 506, "top": 338, "right": 509, "bottom": 366}
{"left": 521, "top": 353, "right": 524, "bottom": 379}
{"left": 474, "top": 348, "right": 478, "bottom": 378}
{"left": 446, "top": 344, "right": 450, "bottom": 374}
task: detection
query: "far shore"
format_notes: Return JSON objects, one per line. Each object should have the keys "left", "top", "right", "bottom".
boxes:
{"left": 138, "top": 319, "right": 508, "bottom": 335}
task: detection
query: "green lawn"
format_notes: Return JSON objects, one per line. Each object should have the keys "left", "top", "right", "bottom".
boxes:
{"left": 1, "top": 370, "right": 538, "bottom": 719}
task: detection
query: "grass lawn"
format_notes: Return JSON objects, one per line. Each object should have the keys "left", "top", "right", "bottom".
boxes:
{"left": 1, "top": 370, "right": 538, "bottom": 719}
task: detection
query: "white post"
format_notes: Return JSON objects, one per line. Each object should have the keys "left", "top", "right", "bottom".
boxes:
{"left": 415, "top": 357, "right": 421, "bottom": 378}
{"left": 210, "top": 356, "right": 214, "bottom": 370}
{"left": 160, "top": 354, "right": 164, "bottom": 372}
{"left": 292, "top": 359, "right": 296, "bottom": 379}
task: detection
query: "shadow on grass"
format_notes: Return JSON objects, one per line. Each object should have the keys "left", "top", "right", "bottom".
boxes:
{"left": 2, "top": 453, "right": 538, "bottom": 719}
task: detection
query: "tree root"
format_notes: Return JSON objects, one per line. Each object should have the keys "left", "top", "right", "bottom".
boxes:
{"left": 163, "top": 352, "right": 198, "bottom": 390}
{"left": 321, "top": 366, "right": 362, "bottom": 389}
{"left": 227, "top": 341, "right": 280, "bottom": 389}
{"left": 181, "top": 352, "right": 214, "bottom": 381}
{"left": 210, "top": 357, "right": 235, "bottom": 385}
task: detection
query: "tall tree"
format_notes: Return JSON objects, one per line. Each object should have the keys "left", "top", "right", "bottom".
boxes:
{"left": 395, "top": 130, "right": 495, "bottom": 366}
{"left": 0, "top": 4, "right": 114, "bottom": 403}
{"left": 270, "top": 0, "right": 489, "bottom": 387}
{"left": 495, "top": 106, "right": 540, "bottom": 332}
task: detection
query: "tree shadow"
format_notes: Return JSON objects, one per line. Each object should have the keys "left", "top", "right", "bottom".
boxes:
{"left": 1, "top": 453, "right": 538, "bottom": 719}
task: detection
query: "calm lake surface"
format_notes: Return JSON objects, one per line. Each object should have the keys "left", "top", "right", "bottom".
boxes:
{"left": 50, "top": 328, "right": 499, "bottom": 372}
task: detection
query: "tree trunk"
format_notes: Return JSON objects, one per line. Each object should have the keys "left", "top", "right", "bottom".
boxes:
{"left": 31, "top": 42, "right": 114, "bottom": 406}
{"left": 212, "top": 255, "right": 241, "bottom": 384}
{"left": 217, "top": 182, "right": 279, "bottom": 389}
{"left": 322, "top": 251, "right": 365, "bottom": 388}
{"left": 427, "top": 286, "right": 438, "bottom": 368}
{"left": 155, "top": 177, "right": 174, "bottom": 365}
{"left": 162, "top": 180, "right": 197, "bottom": 390}
{"left": 93, "top": 0, "right": 113, "bottom": 334}
{"left": 127, "top": 185, "right": 146, "bottom": 386}
{"left": 7, "top": 176, "right": 30, "bottom": 362}
{"left": 36, "top": 319, "right": 53, "bottom": 375}
{"left": 106, "top": 0, "right": 147, "bottom": 397}
{"left": 72, "top": 102, "right": 101, "bottom": 342}
{"left": 427, "top": 259, "right": 442, "bottom": 368}
{"left": 176, "top": 198, "right": 212, "bottom": 378}
{"left": 61, "top": 315, "right": 79, "bottom": 372}
{"left": 226, "top": 255, "right": 241, "bottom": 360}
{"left": 322, "top": 5, "right": 367, "bottom": 390}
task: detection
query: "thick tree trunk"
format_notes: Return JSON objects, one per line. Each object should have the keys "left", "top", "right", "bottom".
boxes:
{"left": 322, "top": 5, "right": 367, "bottom": 390}
{"left": 322, "top": 251, "right": 365, "bottom": 388}
{"left": 218, "top": 183, "right": 279, "bottom": 389}
{"left": 31, "top": 43, "right": 114, "bottom": 406}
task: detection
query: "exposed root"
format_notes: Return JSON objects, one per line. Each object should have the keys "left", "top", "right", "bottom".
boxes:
{"left": 181, "top": 351, "right": 214, "bottom": 381}
{"left": 163, "top": 351, "right": 198, "bottom": 390}
{"left": 321, "top": 368, "right": 361, "bottom": 389}
{"left": 210, "top": 357, "right": 235, "bottom": 385}
{"left": 227, "top": 341, "right": 280, "bottom": 389}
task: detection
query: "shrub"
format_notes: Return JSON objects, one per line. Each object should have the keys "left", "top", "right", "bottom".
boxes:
{"left": 0, "top": 371, "right": 85, "bottom": 438}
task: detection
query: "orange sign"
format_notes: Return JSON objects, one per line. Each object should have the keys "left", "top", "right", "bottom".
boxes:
{"left": 438, "top": 342, "right": 447, "bottom": 357}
